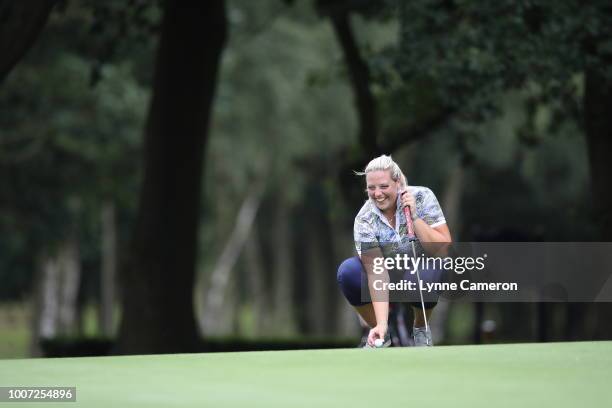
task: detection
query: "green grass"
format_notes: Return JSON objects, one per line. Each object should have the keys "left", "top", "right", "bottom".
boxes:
{"left": 0, "top": 302, "right": 118, "bottom": 359}
{"left": 0, "top": 328, "right": 29, "bottom": 359}
{"left": 0, "top": 303, "right": 30, "bottom": 359}
{"left": 1, "top": 341, "right": 610, "bottom": 407}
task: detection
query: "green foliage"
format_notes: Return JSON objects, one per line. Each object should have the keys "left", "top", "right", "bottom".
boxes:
{"left": 397, "top": 0, "right": 612, "bottom": 120}
{"left": 360, "top": 0, "right": 601, "bottom": 239}
{"left": 201, "top": 0, "right": 359, "bottom": 258}
{"left": 0, "top": 0, "right": 602, "bottom": 338}
{"left": 0, "top": 3, "right": 150, "bottom": 299}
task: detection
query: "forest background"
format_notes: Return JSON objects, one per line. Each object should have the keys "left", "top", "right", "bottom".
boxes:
{"left": 1, "top": 0, "right": 611, "bottom": 358}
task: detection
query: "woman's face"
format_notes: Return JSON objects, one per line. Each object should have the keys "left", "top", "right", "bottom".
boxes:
{"left": 365, "top": 170, "right": 400, "bottom": 215}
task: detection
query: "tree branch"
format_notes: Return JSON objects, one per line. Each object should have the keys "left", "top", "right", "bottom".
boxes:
{"left": 381, "top": 107, "right": 455, "bottom": 153}
{"left": 329, "top": 10, "right": 379, "bottom": 155}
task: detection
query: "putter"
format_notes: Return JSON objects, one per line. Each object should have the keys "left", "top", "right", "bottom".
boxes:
{"left": 402, "top": 191, "right": 431, "bottom": 346}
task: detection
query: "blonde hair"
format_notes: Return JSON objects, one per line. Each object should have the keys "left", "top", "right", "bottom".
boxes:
{"left": 355, "top": 154, "right": 407, "bottom": 188}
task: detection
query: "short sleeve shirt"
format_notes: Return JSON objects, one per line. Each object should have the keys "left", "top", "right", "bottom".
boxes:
{"left": 353, "top": 186, "right": 446, "bottom": 257}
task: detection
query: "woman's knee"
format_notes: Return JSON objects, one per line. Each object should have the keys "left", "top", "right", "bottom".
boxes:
{"left": 337, "top": 257, "right": 367, "bottom": 306}
{"left": 337, "top": 257, "right": 363, "bottom": 284}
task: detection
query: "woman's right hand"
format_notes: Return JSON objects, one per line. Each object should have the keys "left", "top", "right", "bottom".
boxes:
{"left": 367, "top": 324, "right": 388, "bottom": 346}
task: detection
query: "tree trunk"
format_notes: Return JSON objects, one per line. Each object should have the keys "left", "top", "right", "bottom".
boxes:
{"left": 0, "top": 0, "right": 56, "bottom": 82}
{"left": 244, "top": 228, "right": 267, "bottom": 335}
{"left": 304, "top": 223, "right": 326, "bottom": 335}
{"left": 199, "top": 185, "right": 263, "bottom": 335}
{"left": 314, "top": 193, "right": 340, "bottom": 335}
{"left": 431, "top": 159, "right": 465, "bottom": 343}
{"left": 30, "top": 252, "right": 58, "bottom": 357}
{"left": 290, "top": 173, "right": 339, "bottom": 336}
{"left": 271, "top": 199, "right": 295, "bottom": 335}
{"left": 30, "top": 236, "right": 81, "bottom": 356}
{"left": 56, "top": 236, "right": 80, "bottom": 334}
{"left": 99, "top": 201, "right": 117, "bottom": 337}
{"left": 584, "top": 68, "right": 612, "bottom": 241}
{"left": 583, "top": 65, "right": 612, "bottom": 341}
{"left": 115, "top": 1, "right": 227, "bottom": 354}
{"left": 329, "top": 11, "right": 378, "bottom": 155}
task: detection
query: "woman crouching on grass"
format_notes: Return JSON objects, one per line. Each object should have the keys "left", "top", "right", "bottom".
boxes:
{"left": 337, "top": 155, "right": 452, "bottom": 347}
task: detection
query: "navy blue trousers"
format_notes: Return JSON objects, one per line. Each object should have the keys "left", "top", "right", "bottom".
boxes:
{"left": 336, "top": 256, "right": 440, "bottom": 309}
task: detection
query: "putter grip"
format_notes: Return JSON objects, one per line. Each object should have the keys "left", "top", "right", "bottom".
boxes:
{"left": 404, "top": 205, "right": 416, "bottom": 239}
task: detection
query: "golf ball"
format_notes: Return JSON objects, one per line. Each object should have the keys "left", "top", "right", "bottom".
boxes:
{"left": 374, "top": 338, "right": 384, "bottom": 348}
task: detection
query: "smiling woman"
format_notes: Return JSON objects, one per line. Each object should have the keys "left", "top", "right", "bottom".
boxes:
{"left": 365, "top": 171, "right": 400, "bottom": 227}
{"left": 336, "top": 154, "right": 452, "bottom": 348}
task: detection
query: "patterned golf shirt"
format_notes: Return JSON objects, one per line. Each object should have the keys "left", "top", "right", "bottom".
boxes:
{"left": 353, "top": 186, "right": 446, "bottom": 258}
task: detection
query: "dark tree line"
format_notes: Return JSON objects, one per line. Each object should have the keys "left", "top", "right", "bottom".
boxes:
{"left": 1, "top": 0, "right": 228, "bottom": 354}
{"left": 2, "top": 0, "right": 611, "bottom": 354}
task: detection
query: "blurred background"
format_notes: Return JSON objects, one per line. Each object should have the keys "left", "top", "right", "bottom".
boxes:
{"left": 1, "top": 0, "right": 611, "bottom": 358}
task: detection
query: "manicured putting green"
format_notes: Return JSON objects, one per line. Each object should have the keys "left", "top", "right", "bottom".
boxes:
{"left": 1, "top": 341, "right": 610, "bottom": 407}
